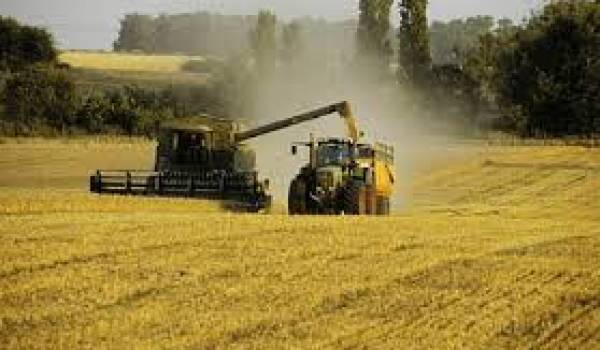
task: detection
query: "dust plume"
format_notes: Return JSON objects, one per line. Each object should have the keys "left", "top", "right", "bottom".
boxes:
{"left": 234, "top": 33, "right": 471, "bottom": 209}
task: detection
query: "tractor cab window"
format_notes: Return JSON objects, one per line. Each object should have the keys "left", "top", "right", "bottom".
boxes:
{"left": 317, "top": 144, "right": 350, "bottom": 167}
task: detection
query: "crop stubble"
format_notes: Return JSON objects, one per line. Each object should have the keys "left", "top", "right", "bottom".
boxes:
{"left": 0, "top": 141, "right": 599, "bottom": 348}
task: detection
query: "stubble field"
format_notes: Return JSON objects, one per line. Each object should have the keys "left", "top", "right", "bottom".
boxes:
{"left": 59, "top": 51, "right": 199, "bottom": 73}
{"left": 56, "top": 51, "right": 212, "bottom": 90}
{"left": 0, "top": 139, "right": 599, "bottom": 348}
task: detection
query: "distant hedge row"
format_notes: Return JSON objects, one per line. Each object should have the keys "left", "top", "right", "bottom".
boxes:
{"left": 0, "top": 67, "right": 227, "bottom": 136}
{"left": 0, "top": 16, "right": 231, "bottom": 137}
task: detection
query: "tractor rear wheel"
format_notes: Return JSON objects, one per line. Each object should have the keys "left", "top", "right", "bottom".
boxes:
{"left": 288, "top": 177, "right": 307, "bottom": 215}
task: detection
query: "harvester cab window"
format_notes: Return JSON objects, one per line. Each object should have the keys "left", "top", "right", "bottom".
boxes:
{"left": 174, "top": 132, "right": 206, "bottom": 150}
{"left": 169, "top": 131, "right": 209, "bottom": 166}
{"left": 189, "top": 133, "right": 207, "bottom": 148}
{"left": 180, "top": 133, "right": 192, "bottom": 149}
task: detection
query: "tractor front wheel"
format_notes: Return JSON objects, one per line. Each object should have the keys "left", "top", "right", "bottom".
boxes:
{"left": 288, "top": 177, "right": 307, "bottom": 215}
{"left": 342, "top": 181, "right": 367, "bottom": 215}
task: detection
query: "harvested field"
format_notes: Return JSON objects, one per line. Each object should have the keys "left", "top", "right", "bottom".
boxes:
{"left": 0, "top": 140, "right": 599, "bottom": 348}
{"left": 59, "top": 51, "right": 200, "bottom": 73}
{"left": 58, "top": 51, "right": 212, "bottom": 89}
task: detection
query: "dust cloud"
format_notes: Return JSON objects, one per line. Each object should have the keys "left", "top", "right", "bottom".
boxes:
{"left": 241, "top": 60, "right": 466, "bottom": 209}
{"left": 236, "top": 42, "right": 472, "bottom": 209}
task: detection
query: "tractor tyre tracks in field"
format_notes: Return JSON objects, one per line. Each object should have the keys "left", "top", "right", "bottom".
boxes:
{"left": 457, "top": 169, "right": 553, "bottom": 205}
{"left": 317, "top": 233, "right": 600, "bottom": 347}
{"left": 535, "top": 299, "right": 600, "bottom": 349}
{"left": 2, "top": 226, "right": 599, "bottom": 346}
{"left": 0, "top": 224, "right": 307, "bottom": 280}
{"left": 0, "top": 224, "right": 332, "bottom": 338}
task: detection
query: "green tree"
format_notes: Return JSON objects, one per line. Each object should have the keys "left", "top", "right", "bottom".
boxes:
{"left": 113, "top": 14, "right": 155, "bottom": 52}
{"left": 492, "top": 0, "right": 599, "bottom": 136}
{"left": 357, "top": 0, "right": 394, "bottom": 69}
{"left": 462, "top": 20, "right": 517, "bottom": 111}
{"left": 249, "top": 10, "right": 278, "bottom": 77}
{"left": 398, "top": 0, "right": 431, "bottom": 85}
{"left": 0, "top": 16, "right": 57, "bottom": 71}
{"left": 497, "top": 18, "right": 515, "bottom": 31}
{"left": 4, "top": 67, "right": 77, "bottom": 133}
{"left": 76, "top": 92, "right": 110, "bottom": 133}
{"left": 429, "top": 16, "right": 495, "bottom": 66}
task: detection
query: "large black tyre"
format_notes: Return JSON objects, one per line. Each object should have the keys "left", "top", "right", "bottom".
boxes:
{"left": 288, "top": 177, "right": 307, "bottom": 215}
{"left": 342, "top": 181, "right": 367, "bottom": 215}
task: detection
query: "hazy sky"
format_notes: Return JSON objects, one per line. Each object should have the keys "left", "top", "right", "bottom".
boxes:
{"left": 1, "top": 0, "right": 545, "bottom": 49}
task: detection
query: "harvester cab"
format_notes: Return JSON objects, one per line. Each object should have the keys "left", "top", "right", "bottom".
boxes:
{"left": 90, "top": 115, "right": 271, "bottom": 211}
{"left": 155, "top": 117, "right": 256, "bottom": 173}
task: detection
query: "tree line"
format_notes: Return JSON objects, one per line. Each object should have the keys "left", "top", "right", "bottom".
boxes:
{"left": 478, "top": 1, "right": 599, "bottom": 137}
{"left": 1, "top": 0, "right": 598, "bottom": 137}
{"left": 1, "top": 66, "right": 226, "bottom": 136}
{"left": 356, "top": 0, "right": 599, "bottom": 137}
{"left": 0, "top": 16, "right": 228, "bottom": 136}
{"left": 113, "top": 12, "right": 356, "bottom": 59}
{"left": 0, "top": 13, "right": 358, "bottom": 137}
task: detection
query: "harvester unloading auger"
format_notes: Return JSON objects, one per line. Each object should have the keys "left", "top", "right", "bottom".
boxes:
{"left": 90, "top": 101, "right": 394, "bottom": 214}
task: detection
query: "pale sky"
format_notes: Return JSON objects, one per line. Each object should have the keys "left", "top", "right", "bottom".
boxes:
{"left": 0, "top": 0, "right": 546, "bottom": 49}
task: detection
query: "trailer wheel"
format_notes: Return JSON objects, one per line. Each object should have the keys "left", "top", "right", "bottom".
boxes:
{"left": 365, "top": 186, "right": 377, "bottom": 215}
{"left": 376, "top": 196, "right": 391, "bottom": 215}
{"left": 288, "top": 177, "right": 307, "bottom": 215}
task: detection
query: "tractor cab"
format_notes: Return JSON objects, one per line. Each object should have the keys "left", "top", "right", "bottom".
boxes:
{"left": 312, "top": 138, "right": 377, "bottom": 170}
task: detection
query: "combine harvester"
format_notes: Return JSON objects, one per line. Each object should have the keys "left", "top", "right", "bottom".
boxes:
{"left": 90, "top": 101, "right": 394, "bottom": 214}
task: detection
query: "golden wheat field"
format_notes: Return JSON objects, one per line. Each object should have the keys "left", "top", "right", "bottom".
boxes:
{"left": 0, "top": 139, "right": 599, "bottom": 349}
{"left": 59, "top": 51, "right": 201, "bottom": 72}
